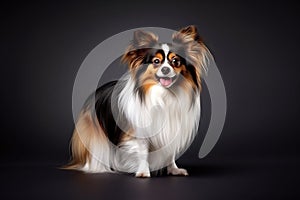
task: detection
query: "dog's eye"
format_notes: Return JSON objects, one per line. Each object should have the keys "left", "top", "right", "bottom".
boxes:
{"left": 171, "top": 58, "right": 181, "bottom": 67}
{"left": 152, "top": 58, "right": 161, "bottom": 66}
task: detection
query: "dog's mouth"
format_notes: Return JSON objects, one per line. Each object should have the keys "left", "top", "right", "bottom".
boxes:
{"left": 155, "top": 74, "right": 178, "bottom": 88}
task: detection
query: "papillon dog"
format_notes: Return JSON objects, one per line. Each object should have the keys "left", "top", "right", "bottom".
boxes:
{"left": 65, "top": 25, "right": 212, "bottom": 177}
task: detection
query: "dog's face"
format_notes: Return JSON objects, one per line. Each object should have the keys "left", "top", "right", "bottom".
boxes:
{"left": 139, "top": 43, "right": 187, "bottom": 89}
{"left": 122, "top": 25, "right": 210, "bottom": 94}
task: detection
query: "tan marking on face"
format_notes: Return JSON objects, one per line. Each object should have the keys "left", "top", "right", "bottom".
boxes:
{"left": 168, "top": 52, "right": 198, "bottom": 90}
{"left": 139, "top": 64, "right": 159, "bottom": 93}
{"left": 155, "top": 52, "right": 163, "bottom": 61}
{"left": 168, "top": 52, "right": 177, "bottom": 60}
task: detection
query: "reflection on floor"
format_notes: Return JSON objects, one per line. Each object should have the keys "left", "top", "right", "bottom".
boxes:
{"left": 1, "top": 156, "right": 299, "bottom": 200}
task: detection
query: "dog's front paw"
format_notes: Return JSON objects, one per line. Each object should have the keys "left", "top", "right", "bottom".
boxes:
{"left": 167, "top": 168, "right": 189, "bottom": 176}
{"left": 135, "top": 171, "right": 151, "bottom": 178}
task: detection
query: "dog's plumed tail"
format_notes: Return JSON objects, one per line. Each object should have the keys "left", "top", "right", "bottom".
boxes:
{"left": 63, "top": 110, "right": 114, "bottom": 173}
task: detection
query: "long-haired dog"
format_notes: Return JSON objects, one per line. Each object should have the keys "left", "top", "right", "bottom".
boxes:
{"left": 65, "top": 26, "right": 211, "bottom": 177}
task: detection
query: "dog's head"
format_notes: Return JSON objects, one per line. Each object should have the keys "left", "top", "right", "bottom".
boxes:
{"left": 122, "top": 25, "right": 210, "bottom": 94}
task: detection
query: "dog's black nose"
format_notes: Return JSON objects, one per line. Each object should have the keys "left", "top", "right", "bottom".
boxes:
{"left": 161, "top": 67, "right": 170, "bottom": 75}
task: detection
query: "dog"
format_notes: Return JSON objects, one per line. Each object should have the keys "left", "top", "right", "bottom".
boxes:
{"left": 65, "top": 25, "right": 211, "bottom": 177}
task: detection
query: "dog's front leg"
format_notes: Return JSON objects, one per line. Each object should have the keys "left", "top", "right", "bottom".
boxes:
{"left": 167, "top": 159, "right": 188, "bottom": 176}
{"left": 117, "top": 139, "right": 150, "bottom": 178}
{"left": 135, "top": 140, "right": 150, "bottom": 178}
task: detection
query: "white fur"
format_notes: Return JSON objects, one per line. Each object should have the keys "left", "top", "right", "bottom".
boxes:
{"left": 161, "top": 43, "right": 169, "bottom": 55}
{"left": 117, "top": 76, "right": 201, "bottom": 172}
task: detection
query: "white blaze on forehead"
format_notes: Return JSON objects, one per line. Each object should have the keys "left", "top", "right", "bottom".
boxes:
{"left": 156, "top": 43, "right": 177, "bottom": 84}
{"left": 161, "top": 44, "right": 169, "bottom": 56}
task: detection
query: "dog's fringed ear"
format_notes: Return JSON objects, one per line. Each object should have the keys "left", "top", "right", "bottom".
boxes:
{"left": 122, "top": 30, "right": 158, "bottom": 70}
{"left": 173, "top": 25, "right": 203, "bottom": 44}
{"left": 172, "top": 25, "right": 211, "bottom": 90}
{"left": 132, "top": 30, "right": 157, "bottom": 48}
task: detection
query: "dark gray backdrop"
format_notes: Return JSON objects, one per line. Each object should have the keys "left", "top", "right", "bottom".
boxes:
{"left": 1, "top": 0, "right": 299, "bottom": 162}
{"left": 1, "top": 1, "right": 299, "bottom": 199}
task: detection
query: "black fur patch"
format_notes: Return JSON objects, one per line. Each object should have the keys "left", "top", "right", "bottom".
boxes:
{"left": 83, "top": 81, "right": 128, "bottom": 145}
